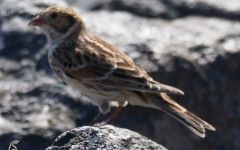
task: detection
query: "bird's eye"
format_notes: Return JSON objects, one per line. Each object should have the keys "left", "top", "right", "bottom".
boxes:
{"left": 51, "top": 13, "right": 58, "bottom": 19}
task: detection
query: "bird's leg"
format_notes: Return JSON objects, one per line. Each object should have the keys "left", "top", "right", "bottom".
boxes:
{"left": 105, "top": 106, "right": 123, "bottom": 124}
{"left": 89, "top": 112, "right": 103, "bottom": 126}
{"left": 89, "top": 106, "right": 123, "bottom": 126}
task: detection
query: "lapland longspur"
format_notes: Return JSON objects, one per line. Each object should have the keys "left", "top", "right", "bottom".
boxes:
{"left": 29, "top": 6, "right": 215, "bottom": 137}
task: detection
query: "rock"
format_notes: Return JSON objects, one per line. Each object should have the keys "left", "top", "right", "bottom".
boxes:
{"left": 0, "top": 0, "right": 239, "bottom": 150}
{"left": 88, "top": 0, "right": 240, "bottom": 19}
{"left": 46, "top": 125, "right": 166, "bottom": 150}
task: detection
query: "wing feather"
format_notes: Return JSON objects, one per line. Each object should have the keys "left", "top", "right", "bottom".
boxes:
{"left": 53, "top": 34, "right": 184, "bottom": 95}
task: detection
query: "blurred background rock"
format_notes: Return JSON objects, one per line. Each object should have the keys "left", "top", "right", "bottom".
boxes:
{"left": 1, "top": 0, "right": 240, "bottom": 149}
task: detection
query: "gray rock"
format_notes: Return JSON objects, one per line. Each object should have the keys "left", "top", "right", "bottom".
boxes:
{"left": 86, "top": 0, "right": 240, "bottom": 20}
{"left": 0, "top": 0, "right": 240, "bottom": 150}
{"left": 46, "top": 125, "right": 166, "bottom": 150}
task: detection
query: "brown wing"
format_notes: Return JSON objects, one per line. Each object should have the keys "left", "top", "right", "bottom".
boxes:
{"left": 53, "top": 34, "right": 184, "bottom": 95}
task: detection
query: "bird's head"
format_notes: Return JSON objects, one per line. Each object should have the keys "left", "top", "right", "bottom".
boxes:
{"left": 29, "top": 6, "right": 86, "bottom": 43}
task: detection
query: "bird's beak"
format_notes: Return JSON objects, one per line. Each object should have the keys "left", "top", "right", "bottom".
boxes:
{"left": 28, "top": 15, "right": 45, "bottom": 26}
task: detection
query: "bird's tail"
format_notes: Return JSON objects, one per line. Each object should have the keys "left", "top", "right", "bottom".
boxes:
{"left": 151, "top": 93, "right": 216, "bottom": 138}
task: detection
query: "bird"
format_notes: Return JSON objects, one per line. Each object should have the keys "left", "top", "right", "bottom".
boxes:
{"left": 28, "top": 6, "right": 215, "bottom": 138}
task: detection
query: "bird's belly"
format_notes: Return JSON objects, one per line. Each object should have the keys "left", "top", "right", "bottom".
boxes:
{"left": 63, "top": 78, "right": 122, "bottom": 101}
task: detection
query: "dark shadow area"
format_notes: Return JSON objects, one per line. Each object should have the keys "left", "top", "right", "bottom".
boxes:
{"left": 0, "top": 133, "right": 53, "bottom": 150}
{"left": 90, "top": 0, "right": 240, "bottom": 20}
{"left": 0, "top": 31, "right": 46, "bottom": 61}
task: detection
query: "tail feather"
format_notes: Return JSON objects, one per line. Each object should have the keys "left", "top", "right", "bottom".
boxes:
{"left": 163, "top": 109, "right": 212, "bottom": 138}
{"left": 184, "top": 110, "right": 216, "bottom": 131}
{"left": 152, "top": 93, "right": 216, "bottom": 138}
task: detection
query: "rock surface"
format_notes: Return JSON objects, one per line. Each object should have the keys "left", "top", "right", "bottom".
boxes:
{"left": 0, "top": 0, "right": 240, "bottom": 150}
{"left": 46, "top": 125, "right": 166, "bottom": 150}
